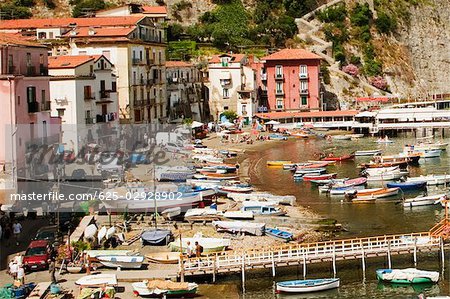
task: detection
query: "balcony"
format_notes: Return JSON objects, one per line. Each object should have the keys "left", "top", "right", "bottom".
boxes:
{"left": 28, "top": 101, "right": 40, "bottom": 113}
{"left": 147, "top": 58, "right": 154, "bottom": 65}
{"left": 84, "top": 94, "right": 95, "bottom": 101}
{"left": 41, "top": 101, "right": 51, "bottom": 111}
{"left": 99, "top": 90, "right": 110, "bottom": 99}
{"left": 275, "top": 73, "right": 284, "bottom": 80}
{"left": 85, "top": 117, "right": 94, "bottom": 125}
{"left": 300, "top": 89, "right": 309, "bottom": 95}
{"left": 26, "top": 65, "right": 36, "bottom": 76}
{"left": 220, "top": 79, "right": 231, "bottom": 87}
{"left": 299, "top": 73, "right": 308, "bottom": 79}
{"left": 275, "top": 89, "right": 284, "bottom": 96}
{"left": 134, "top": 100, "right": 143, "bottom": 107}
{"left": 40, "top": 66, "right": 49, "bottom": 76}
{"left": 132, "top": 58, "right": 142, "bottom": 65}
{"left": 261, "top": 73, "right": 267, "bottom": 81}
{"left": 7, "top": 65, "right": 15, "bottom": 74}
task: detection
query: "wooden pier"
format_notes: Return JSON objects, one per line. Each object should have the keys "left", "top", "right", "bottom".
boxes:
{"left": 179, "top": 220, "right": 450, "bottom": 281}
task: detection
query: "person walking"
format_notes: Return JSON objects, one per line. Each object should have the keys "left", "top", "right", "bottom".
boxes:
{"left": 48, "top": 259, "right": 57, "bottom": 284}
{"left": 186, "top": 241, "right": 194, "bottom": 258}
{"left": 195, "top": 241, "right": 203, "bottom": 258}
{"left": 12, "top": 220, "right": 22, "bottom": 246}
{"left": 9, "top": 261, "right": 18, "bottom": 280}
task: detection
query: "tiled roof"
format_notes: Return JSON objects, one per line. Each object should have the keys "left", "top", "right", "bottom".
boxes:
{"left": 262, "top": 49, "right": 322, "bottom": 61}
{"left": 48, "top": 55, "right": 102, "bottom": 69}
{"left": 63, "top": 26, "right": 135, "bottom": 38}
{"left": 0, "top": 16, "right": 143, "bottom": 29}
{"left": 0, "top": 32, "right": 45, "bottom": 47}
{"left": 142, "top": 6, "right": 167, "bottom": 14}
{"left": 165, "top": 61, "right": 193, "bottom": 68}
{"left": 255, "top": 110, "right": 358, "bottom": 119}
{"left": 209, "top": 54, "right": 246, "bottom": 64}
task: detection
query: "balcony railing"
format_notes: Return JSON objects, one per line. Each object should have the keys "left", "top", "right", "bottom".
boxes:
{"left": 134, "top": 100, "right": 143, "bottom": 107}
{"left": 26, "top": 66, "right": 36, "bottom": 76}
{"left": 7, "top": 65, "right": 15, "bottom": 74}
{"left": 275, "top": 90, "right": 284, "bottom": 96}
{"left": 147, "top": 58, "right": 154, "bottom": 65}
{"left": 132, "top": 58, "right": 142, "bottom": 65}
{"left": 261, "top": 73, "right": 267, "bottom": 81}
{"left": 85, "top": 117, "right": 94, "bottom": 125}
{"left": 275, "top": 73, "right": 284, "bottom": 80}
{"left": 28, "top": 101, "right": 40, "bottom": 113}
{"left": 41, "top": 101, "right": 51, "bottom": 111}
{"left": 99, "top": 90, "right": 110, "bottom": 99}
{"left": 300, "top": 89, "right": 309, "bottom": 95}
{"left": 40, "top": 66, "right": 48, "bottom": 76}
{"left": 299, "top": 73, "right": 308, "bottom": 79}
{"left": 84, "top": 94, "right": 95, "bottom": 101}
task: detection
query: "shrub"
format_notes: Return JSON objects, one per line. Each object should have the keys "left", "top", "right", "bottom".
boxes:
{"left": 350, "top": 3, "right": 372, "bottom": 26}
{"left": 44, "top": 0, "right": 56, "bottom": 9}
{"left": 72, "top": 0, "right": 106, "bottom": 17}
{"left": 364, "top": 59, "right": 382, "bottom": 76}
{"left": 317, "top": 3, "right": 347, "bottom": 23}
{"left": 14, "top": 0, "right": 34, "bottom": 7}
{"left": 320, "top": 64, "right": 331, "bottom": 84}
{"left": 349, "top": 55, "right": 361, "bottom": 65}
{"left": 370, "top": 76, "right": 388, "bottom": 90}
{"left": 343, "top": 64, "right": 360, "bottom": 76}
{"left": 375, "top": 12, "right": 397, "bottom": 34}
{"left": 0, "top": 4, "right": 32, "bottom": 19}
{"left": 221, "top": 111, "right": 238, "bottom": 122}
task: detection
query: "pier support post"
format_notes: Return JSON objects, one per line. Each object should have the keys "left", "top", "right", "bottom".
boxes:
{"left": 241, "top": 255, "right": 246, "bottom": 293}
{"left": 332, "top": 244, "right": 336, "bottom": 278}
{"left": 212, "top": 256, "right": 217, "bottom": 283}
{"left": 361, "top": 240, "right": 366, "bottom": 279}
{"left": 440, "top": 237, "right": 445, "bottom": 271}
{"left": 303, "top": 250, "right": 307, "bottom": 279}
{"left": 413, "top": 237, "right": 417, "bottom": 267}
{"left": 387, "top": 241, "right": 392, "bottom": 269}
{"left": 271, "top": 251, "right": 276, "bottom": 277}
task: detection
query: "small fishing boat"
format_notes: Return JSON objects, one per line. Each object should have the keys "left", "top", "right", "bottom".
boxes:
{"left": 132, "top": 281, "right": 198, "bottom": 297}
{"left": 223, "top": 210, "right": 254, "bottom": 220}
{"left": 355, "top": 149, "right": 382, "bottom": 156}
{"left": 343, "top": 177, "right": 367, "bottom": 186}
{"left": 386, "top": 181, "right": 427, "bottom": 191}
{"left": 295, "top": 168, "right": 327, "bottom": 175}
{"left": 291, "top": 132, "right": 309, "bottom": 138}
{"left": 106, "top": 226, "right": 116, "bottom": 239}
{"left": 347, "top": 133, "right": 364, "bottom": 139}
{"left": 268, "top": 134, "right": 288, "bottom": 140}
{"left": 403, "top": 194, "right": 447, "bottom": 207}
{"left": 212, "top": 221, "right": 265, "bottom": 236}
{"left": 265, "top": 227, "right": 293, "bottom": 242}
{"left": 241, "top": 204, "right": 286, "bottom": 216}
{"left": 97, "top": 255, "right": 145, "bottom": 269}
{"left": 146, "top": 252, "right": 180, "bottom": 264}
{"left": 407, "top": 174, "right": 450, "bottom": 186}
{"left": 141, "top": 229, "right": 172, "bottom": 246}
{"left": 416, "top": 149, "right": 442, "bottom": 158}
{"left": 267, "top": 160, "right": 291, "bottom": 167}
{"left": 169, "top": 236, "right": 231, "bottom": 253}
{"left": 329, "top": 185, "right": 366, "bottom": 196}
{"left": 193, "top": 174, "right": 239, "bottom": 181}
{"left": 84, "top": 224, "right": 97, "bottom": 240}
{"left": 379, "top": 153, "right": 421, "bottom": 165}
{"left": 161, "top": 207, "right": 182, "bottom": 220}
{"left": 310, "top": 178, "right": 348, "bottom": 185}
{"left": 332, "top": 135, "right": 352, "bottom": 140}
{"left": 346, "top": 187, "right": 400, "bottom": 199}
{"left": 415, "top": 141, "right": 448, "bottom": 151}
{"left": 376, "top": 268, "right": 439, "bottom": 284}
{"left": 219, "top": 184, "right": 253, "bottom": 193}
{"left": 97, "top": 226, "right": 107, "bottom": 244}
{"left": 227, "top": 193, "right": 296, "bottom": 206}
{"left": 352, "top": 196, "right": 377, "bottom": 203}
{"left": 308, "top": 160, "right": 336, "bottom": 165}
{"left": 296, "top": 162, "right": 330, "bottom": 169}
{"left": 376, "top": 137, "right": 394, "bottom": 144}
{"left": 322, "top": 154, "right": 355, "bottom": 161}
{"left": 303, "top": 173, "right": 338, "bottom": 181}
{"left": 276, "top": 278, "right": 340, "bottom": 293}
{"left": 75, "top": 274, "right": 118, "bottom": 287}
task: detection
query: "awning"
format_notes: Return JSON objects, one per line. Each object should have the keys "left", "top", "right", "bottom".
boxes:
{"left": 356, "top": 111, "right": 377, "bottom": 118}
{"left": 220, "top": 72, "right": 231, "bottom": 79}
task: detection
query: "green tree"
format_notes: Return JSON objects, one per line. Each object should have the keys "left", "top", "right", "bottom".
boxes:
{"left": 375, "top": 12, "right": 396, "bottom": 34}
{"left": 317, "top": 3, "right": 347, "bottom": 23}
{"left": 14, "top": 0, "right": 34, "bottom": 7}
{"left": 0, "top": 4, "right": 32, "bottom": 19}
{"left": 283, "top": 0, "right": 317, "bottom": 18}
{"left": 350, "top": 3, "right": 372, "bottom": 26}
{"left": 72, "top": 0, "right": 106, "bottom": 17}
{"left": 221, "top": 111, "right": 238, "bottom": 122}
{"left": 167, "top": 23, "right": 185, "bottom": 41}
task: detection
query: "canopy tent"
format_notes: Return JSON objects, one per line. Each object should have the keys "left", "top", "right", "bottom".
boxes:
{"left": 265, "top": 120, "right": 281, "bottom": 125}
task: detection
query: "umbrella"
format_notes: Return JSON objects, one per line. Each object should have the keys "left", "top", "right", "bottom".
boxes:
{"left": 220, "top": 121, "right": 235, "bottom": 128}
{"left": 265, "top": 120, "right": 280, "bottom": 125}
{"left": 191, "top": 121, "right": 204, "bottom": 128}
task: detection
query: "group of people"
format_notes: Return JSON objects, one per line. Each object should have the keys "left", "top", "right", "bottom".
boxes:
{"left": 0, "top": 214, "right": 23, "bottom": 246}
{"left": 7, "top": 255, "right": 25, "bottom": 285}
{"left": 185, "top": 241, "right": 204, "bottom": 258}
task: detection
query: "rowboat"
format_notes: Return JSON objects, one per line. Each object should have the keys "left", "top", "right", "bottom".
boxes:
{"left": 161, "top": 207, "right": 182, "bottom": 220}
{"left": 132, "top": 281, "right": 198, "bottom": 297}
{"left": 241, "top": 204, "right": 286, "bottom": 216}
{"left": 291, "top": 132, "right": 309, "bottom": 138}
{"left": 98, "top": 226, "right": 107, "bottom": 244}
{"left": 375, "top": 154, "right": 420, "bottom": 165}
{"left": 84, "top": 224, "right": 97, "bottom": 240}
{"left": 386, "top": 181, "right": 427, "bottom": 191}
{"left": 360, "top": 160, "right": 408, "bottom": 169}
{"left": 376, "top": 137, "right": 394, "bottom": 144}
{"left": 193, "top": 174, "right": 238, "bottom": 180}
{"left": 276, "top": 278, "right": 340, "bottom": 293}
{"left": 267, "top": 160, "right": 291, "bottom": 167}
{"left": 184, "top": 208, "right": 221, "bottom": 222}
{"left": 295, "top": 168, "right": 327, "bottom": 175}
{"left": 83, "top": 250, "right": 132, "bottom": 259}
{"left": 347, "top": 133, "right": 364, "bottom": 139}
{"left": 265, "top": 227, "right": 293, "bottom": 242}
{"left": 407, "top": 174, "right": 450, "bottom": 186}
{"left": 416, "top": 149, "right": 442, "bottom": 158}
{"left": 218, "top": 184, "right": 253, "bottom": 193}
{"left": 415, "top": 142, "right": 448, "bottom": 151}
{"left": 269, "top": 133, "right": 288, "bottom": 140}
{"left": 141, "top": 229, "right": 172, "bottom": 246}
{"left": 376, "top": 268, "right": 439, "bottom": 284}
{"left": 352, "top": 196, "right": 377, "bottom": 203}
{"left": 97, "top": 255, "right": 145, "bottom": 269}
{"left": 329, "top": 185, "right": 366, "bottom": 196}
{"left": 212, "top": 221, "right": 265, "bottom": 236}
{"left": 169, "top": 237, "right": 231, "bottom": 253}
{"left": 355, "top": 150, "right": 382, "bottom": 156}
{"left": 146, "top": 252, "right": 180, "bottom": 264}
{"left": 227, "top": 193, "right": 296, "bottom": 206}
{"left": 296, "top": 162, "right": 330, "bottom": 169}
{"left": 310, "top": 178, "right": 348, "bottom": 185}
{"left": 403, "top": 194, "right": 447, "bottom": 207}
{"left": 346, "top": 187, "right": 400, "bottom": 199}
{"left": 322, "top": 154, "right": 355, "bottom": 161}
{"left": 343, "top": 177, "right": 367, "bottom": 186}
{"left": 303, "top": 173, "right": 338, "bottom": 181}
{"left": 106, "top": 226, "right": 116, "bottom": 239}
{"left": 75, "top": 274, "right": 118, "bottom": 287}
{"left": 223, "top": 210, "right": 254, "bottom": 220}
{"left": 332, "top": 135, "right": 352, "bottom": 140}
{"left": 308, "top": 160, "right": 336, "bottom": 165}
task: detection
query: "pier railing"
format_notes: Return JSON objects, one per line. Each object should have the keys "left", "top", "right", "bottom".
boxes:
{"left": 180, "top": 232, "right": 441, "bottom": 276}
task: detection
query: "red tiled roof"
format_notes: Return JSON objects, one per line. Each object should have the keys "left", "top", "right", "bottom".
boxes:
{"left": 0, "top": 16, "right": 143, "bottom": 30}
{"left": 62, "top": 26, "right": 135, "bottom": 38}
{"left": 48, "top": 55, "right": 102, "bottom": 69}
{"left": 262, "top": 49, "right": 322, "bottom": 61}
{"left": 0, "top": 32, "right": 44, "bottom": 47}
{"left": 165, "top": 61, "right": 193, "bottom": 68}
{"left": 209, "top": 54, "right": 246, "bottom": 64}
{"left": 356, "top": 97, "right": 390, "bottom": 102}
{"left": 255, "top": 110, "right": 358, "bottom": 119}
{"left": 142, "top": 6, "right": 167, "bottom": 14}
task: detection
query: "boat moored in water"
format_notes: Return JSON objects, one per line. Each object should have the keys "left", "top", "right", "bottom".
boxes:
{"left": 276, "top": 278, "right": 340, "bottom": 293}
{"left": 376, "top": 268, "right": 439, "bottom": 284}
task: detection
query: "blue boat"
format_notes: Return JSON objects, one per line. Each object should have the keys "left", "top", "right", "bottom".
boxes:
{"left": 265, "top": 227, "right": 293, "bottom": 242}
{"left": 269, "top": 134, "right": 288, "bottom": 140}
{"left": 386, "top": 181, "right": 427, "bottom": 191}
{"left": 276, "top": 278, "right": 340, "bottom": 293}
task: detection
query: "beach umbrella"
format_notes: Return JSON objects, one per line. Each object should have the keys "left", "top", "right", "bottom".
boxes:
{"left": 191, "top": 121, "right": 204, "bottom": 128}
{"left": 265, "top": 120, "right": 280, "bottom": 125}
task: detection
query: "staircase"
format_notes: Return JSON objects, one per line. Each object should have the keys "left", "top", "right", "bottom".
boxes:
{"left": 295, "top": 0, "right": 390, "bottom": 96}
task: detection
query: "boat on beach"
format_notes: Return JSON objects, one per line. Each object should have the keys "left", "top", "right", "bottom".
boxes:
{"left": 218, "top": 184, "right": 253, "bottom": 193}
{"left": 403, "top": 194, "right": 447, "bottom": 207}
{"left": 169, "top": 236, "right": 231, "bottom": 253}
{"left": 355, "top": 149, "right": 382, "bottom": 156}
{"left": 267, "top": 160, "right": 291, "bottom": 167}
{"left": 241, "top": 203, "right": 286, "bottom": 216}
{"left": 227, "top": 192, "right": 296, "bottom": 206}
{"left": 132, "top": 281, "right": 198, "bottom": 297}
{"left": 376, "top": 268, "right": 439, "bottom": 284}
{"left": 97, "top": 255, "right": 145, "bottom": 269}
{"left": 276, "top": 278, "right": 340, "bottom": 293}
{"left": 265, "top": 227, "right": 293, "bottom": 242}
{"left": 223, "top": 210, "right": 254, "bottom": 219}
{"left": 212, "top": 220, "right": 265, "bottom": 236}
{"left": 146, "top": 252, "right": 180, "bottom": 264}
{"left": 75, "top": 274, "right": 118, "bottom": 287}
{"left": 141, "top": 229, "right": 172, "bottom": 246}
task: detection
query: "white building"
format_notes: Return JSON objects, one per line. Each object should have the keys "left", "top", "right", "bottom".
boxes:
{"left": 49, "top": 55, "right": 119, "bottom": 151}
{"left": 207, "top": 54, "right": 256, "bottom": 123}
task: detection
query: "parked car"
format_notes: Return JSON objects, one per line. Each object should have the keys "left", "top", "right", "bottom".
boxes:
{"left": 23, "top": 240, "right": 50, "bottom": 272}
{"left": 33, "top": 225, "right": 60, "bottom": 244}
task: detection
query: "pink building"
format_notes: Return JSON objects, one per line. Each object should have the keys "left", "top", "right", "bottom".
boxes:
{"left": 0, "top": 33, "right": 59, "bottom": 170}
{"left": 261, "top": 49, "right": 322, "bottom": 112}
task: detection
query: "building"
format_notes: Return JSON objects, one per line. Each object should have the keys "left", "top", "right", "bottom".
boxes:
{"left": 0, "top": 10, "right": 167, "bottom": 124}
{"left": 48, "top": 55, "right": 119, "bottom": 151}
{"left": 207, "top": 53, "right": 256, "bottom": 123}
{"left": 165, "top": 61, "right": 208, "bottom": 122}
{"left": 261, "top": 49, "right": 322, "bottom": 112}
{"left": 0, "top": 33, "right": 60, "bottom": 178}
{"left": 95, "top": 3, "right": 167, "bottom": 18}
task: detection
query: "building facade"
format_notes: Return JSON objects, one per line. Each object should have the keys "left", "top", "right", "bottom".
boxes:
{"left": 166, "top": 61, "right": 207, "bottom": 122}
{"left": 207, "top": 54, "right": 256, "bottom": 122}
{"left": 261, "top": 49, "right": 322, "bottom": 112}
{"left": 49, "top": 55, "right": 119, "bottom": 151}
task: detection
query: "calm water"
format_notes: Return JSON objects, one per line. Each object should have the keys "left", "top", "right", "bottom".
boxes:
{"left": 228, "top": 137, "right": 450, "bottom": 298}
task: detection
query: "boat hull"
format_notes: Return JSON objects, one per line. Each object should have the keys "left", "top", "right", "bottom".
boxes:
{"left": 276, "top": 278, "right": 340, "bottom": 293}
{"left": 376, "top": 268, "right": 439, "bottom": 284}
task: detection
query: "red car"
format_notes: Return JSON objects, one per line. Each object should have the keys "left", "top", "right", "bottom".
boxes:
{"left": 23, "top": 240, "right": 50, "bottom": 272}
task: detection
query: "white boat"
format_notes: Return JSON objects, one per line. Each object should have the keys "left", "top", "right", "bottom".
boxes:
{"left": 106, "top": 226, "right": 116, "bottom": 239}
{"left": 364, "top": 166, "right": 400, "bottom": 174}
{"left": 376, "top": 137, "right": 394, "bottom": 143}
{"left": 84, "top": 224, "right": 97, "bottom": 240}
{"left": 347, "top": 134, "right": 364, "bottom": 139}
{"left": 193, "top": 148, "right": 215, "bottom": 154}
{"left": 366, "top": 171, "right": 407, "bottom": 181}
{"left": 332, "top": 135, "right": 351, "bottom": 140}
{"left": 75, "top": 274, "right": 118, "bottom": 287}
{"left": 169, "top": 236, "right": 231, "bottom": 253}
{"left": 355, "top": 150, "right": 382, "bottom": 156}
{"left": 376, "top": 268, "right": 439, "bottom": 283}
{"left": 192, "top": 154, "right": 223, "bottom": 163}
{"left": 132, "top": 281, "right": 198, "bottom": 297}
{"left": 186, "top": 179, "right": 223, "bottom": 188}
{"left": 415, "top": 142, "right": 448, "bottom": 151}
{"left": 97, "top": 226, "right": 107, "bottom": 243}
{"left": 84, "top": 250, "right": 132, "bottom": 259}
{"left": 184, "top": 207, "right": 219, "bottom": 218}
{"left": 276, "top": 278, "right": 340, "bottom": 293}
{"left": 416, "top": 149, "right": 442, "bottom": 158}
{"left": 146, "top": 252, "right": 180, "bottom": 264}
{"left": 403, "top": 194, "right": 447, "bottom": 207}
{"left": 97, "top": 255, "right": 145, "bottom": 269}
{"left": 223, "top": 210, "right": 254, "bottom": 220}
{"left": 212, "top": 221, "right": 265, "bottom": 236}
{"left": 227, "top": 192, "right": 296, "bottom": 206}
{"left": 407, "top": 174, "right": 450, "bottom": 186}
{"left": 161, "top": 207, "right": 182, "bottom": 220}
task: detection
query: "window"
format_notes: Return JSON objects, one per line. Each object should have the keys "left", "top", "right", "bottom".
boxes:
{"left": 276, "top": 82, "right": 283, "bottom": 94}
{"left": 242, "top": 104, "right": 247, "bottom": 115}
{"left": 100, "top": 80, "right": 106, "bottom": 92}
{"left": 223, "top": 88, "right": 229, "bottom": 98}
{"left": 300, "top": 65, "right": 308, "bottom": 77}
{"left": 38, "top": 32, "right": 46, "bottom": 39}
{"left": 41, "top": 89, "right": 46, "bottom": 102}
{"left": 300, "top": 81, "right": 308, "bottom": 93}
{"left": 224, "top": 106, "right": 229, "bottom": 110}
{"left": 26, "top": 53, "right": 32, "bottom": 66}
{"left": 84, "top": 86, "right": 92, "bottom": 99}
{"left": 39, "top": 54, "right": 44, "bottom": 65}
{"left": 275, "top": 65, "right": 283, "bottom": 77}
{"left": 301, "top": 96, "right": 308, "bottom": 106}
{"left": 27, "top": 86, "right": 36, "bottom": 102}
{"left": 79, "top": 51, "right": 87, "bottom": 55}
{"left": 49, "top": 32, "right": 53, "bottom": 39}
{"left": 112, "top": 82, "right": 117, "bottom": 92}
{"left": 56, "top": 108, "right": 65, "bottom": 117}
{"left": 17, "top": 96, "right": 20, "bottom": 106}
{"left": 133, "top": 72, "right": 137, "bottom": 85}
{"left": 7, "top": 55, "right": 13, "bottom": 73}
{"left": 276, "top": 99, "right": 284, "bottom": 109}
{"left": 221, "top": 57, "right": 229, "bottom": 67}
